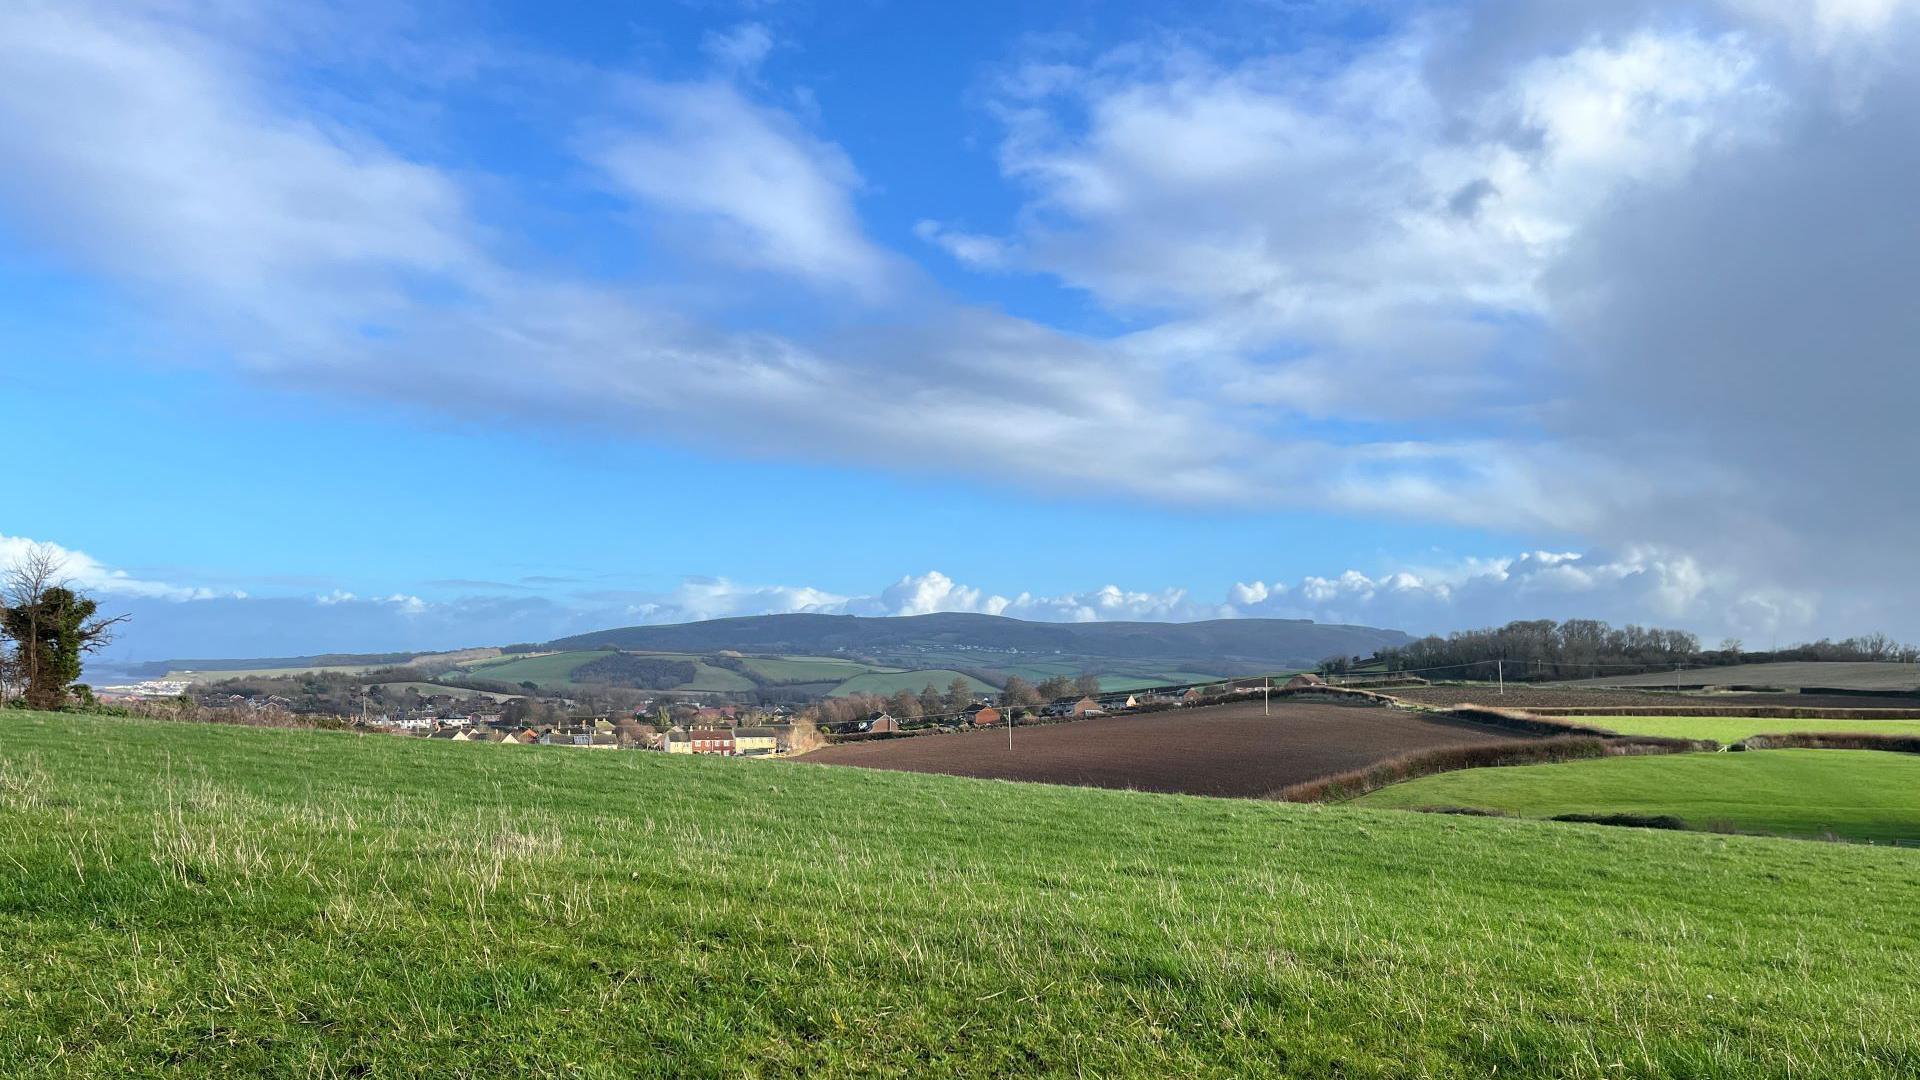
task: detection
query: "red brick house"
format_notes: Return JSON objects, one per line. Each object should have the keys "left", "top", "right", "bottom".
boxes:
{"left": 964, "top": 704, "right": 1001, "bottom": 727}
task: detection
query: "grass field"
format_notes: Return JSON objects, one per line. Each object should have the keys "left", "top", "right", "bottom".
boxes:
{"left": 736, "top": 657, "right": 884, "bottom": 684}
{"left": 369, "top": 681, "right": 520, "bottom": 703}
{"left": 1354, "top": 750, "right": 1920, "bottom": 843}
{"left": 1583, "top": 715, "right": 1920, "bottom": 742}
{"left": 453, "top": 650, "right": 612, "bottom": 686}
{"left": 826, "top": 669, "right": 997, "bottom": 697}
{"left": 4, "top": 714, "right": 1919, "bottom": 1076}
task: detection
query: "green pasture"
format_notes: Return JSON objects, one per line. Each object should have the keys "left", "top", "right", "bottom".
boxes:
{"left": 1578, "top": 715, "right": 1920, "bottom": 742}
{"left": 1355, "top": 749, "right": 1920, "bottom": 843}
{"left": 1, "top": 713, "right": 1917, "bottom": 1076}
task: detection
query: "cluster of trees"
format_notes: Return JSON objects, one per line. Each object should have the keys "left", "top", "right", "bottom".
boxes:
{"left": 1, "top": 545, "right": 125, "bottom": 710}
{"left": 999, "top": 672, "right": 1102, "bottom": 706}
{"left": 811, "top": 677, "right": 981, "bottom": 727}
{"left": 1359, "top": 619, "right": 1703, "bottom": 681}
{"left": 571, "top": 653, "right": 699, "bottom": 690}
{"left": 1342, "top": 619, "right": 1920, "bottom": 682}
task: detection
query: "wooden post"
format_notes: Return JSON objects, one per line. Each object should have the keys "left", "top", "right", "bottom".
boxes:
{"left": 1263, "top": 676, "right": 1270, "bottom": 716}
{"left": 1498, "top": 659, "right": 1504, "bottom": 696}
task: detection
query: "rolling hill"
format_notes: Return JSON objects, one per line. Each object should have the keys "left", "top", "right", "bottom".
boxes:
{"left": 547, "top": 611, "right": 1410, "bottom": 668}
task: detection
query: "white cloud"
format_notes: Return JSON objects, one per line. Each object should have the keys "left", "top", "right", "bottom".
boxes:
{"left": 913, "top": 220, "right": 1014, "bottom": 269}
{"left": 703, "top": 22, "right": 774, "bottom": 74}
{"left": 0, "top": 534, "right": 228, "bottom": 603}
{"left": 583, "top": 77, "right": 896, "bottom": 296}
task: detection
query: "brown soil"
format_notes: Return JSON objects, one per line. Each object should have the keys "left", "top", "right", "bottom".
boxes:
{"left": 800, "top": 699, "right": 1540, "bottom": 799}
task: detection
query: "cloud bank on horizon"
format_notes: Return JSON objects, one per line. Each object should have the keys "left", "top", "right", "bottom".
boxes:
{"left": 3, "top": 0, "right": 1916, "bottom": 657}
{"left": 10, "top": 532, "right": 1804, "bottom": 661}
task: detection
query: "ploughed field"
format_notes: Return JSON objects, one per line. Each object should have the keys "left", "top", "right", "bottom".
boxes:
{"left": 804, "top": 699, "right": 1539, "bottom": 798}
{"left": 1385, "top": 684, "right": 1920, "bottom": 711}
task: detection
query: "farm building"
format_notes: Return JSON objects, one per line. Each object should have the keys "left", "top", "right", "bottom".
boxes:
{"left": 1284, "top": 674, "right": 1326, "bottom": 690}
{"left": 867, "top": 713, "right": 902, "bottom": 734}
{"left": 1069, "top": 696, "right": 1104, "bottom": 718}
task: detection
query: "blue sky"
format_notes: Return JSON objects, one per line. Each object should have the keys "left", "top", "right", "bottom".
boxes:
{"left": 4, "top": 0, "right": 1918, "bottom": 660}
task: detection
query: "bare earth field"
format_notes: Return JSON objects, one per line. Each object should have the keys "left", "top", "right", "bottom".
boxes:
{"left": 804, "top": 700, "right": 1539, "bottom": 798}
{"left": 1387, "top": 685, "right": 1920, "bottom": 711}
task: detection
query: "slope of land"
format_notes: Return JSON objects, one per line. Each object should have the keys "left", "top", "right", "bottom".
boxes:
{"left": 1385, "top": 684, "right": 1920, "bottom": 710}
{"left": 548, "top": 611, "right": 1411, "bottom": 667}
{"left": 1555, "top": 661, "right": 1920, "bottom": 691}
{"left": 1353, "top": 750, "right": 1920, "bottom": 842}
{"left": 2, "top": 713, "right": 1917, "bottom": 1077}
{"left": 825, "top": 669, "right": 996, "bottom": 698}
{"left": 803, "top": 700, "right": 1541, "bottom": 798}
{"left": 1585, "top": 715, "right": 1920, "bottom": 742}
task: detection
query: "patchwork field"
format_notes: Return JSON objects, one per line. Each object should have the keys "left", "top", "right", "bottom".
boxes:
{"left": 3, "top": 712, "right": 1918, "bottom": 1077}
{"left": 804, "top": 700, "right": 1540, "bottom": 798}
{"left": 454, "top": 650, "right": 612, "bottom": 686}
{"left": 825, "top": 669, "right": 996, "bottom": 697}
{"left": 1586, "top": 715, "right": 1920, "bottom": 742}
{"left": 1354, "top": 750, "right": 1920, "bottom": 843}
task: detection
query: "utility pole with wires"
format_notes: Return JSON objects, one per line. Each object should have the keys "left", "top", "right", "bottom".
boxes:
{"left": 1263, "top": 675, "right": 1271, "bottom": 716}
{"left": 1497, "top": 659, "right": 1504, "bottom": 696}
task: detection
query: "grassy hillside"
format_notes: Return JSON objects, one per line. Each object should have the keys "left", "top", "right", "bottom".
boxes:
{"left": 454, "top": 650, "right": 611, "bottom": 686}
{"left": 826, "top": 669, "right": 996, "bottom": 697}
{"left": 3, "top": 714, "right": 1918, "bottom": 1077}
{"left": 736, "top": 657, "right": 882, "bottom": 683}
{"left": 1354, "top": 750, "right": 1920, "bottom": 842}
{"left": 1588, "top": 715, "right": 1920, "bottom": 742}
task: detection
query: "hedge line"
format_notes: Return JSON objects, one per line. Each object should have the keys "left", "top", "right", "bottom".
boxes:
{"left": 1278, "top": 735, "right": 1711, "bottom": 803}
{"left": 1736, "top": 732, "right": 1920, "bottom": 753}
{"left": 1524, "top": 705, "right": 1920, "bottom": 720}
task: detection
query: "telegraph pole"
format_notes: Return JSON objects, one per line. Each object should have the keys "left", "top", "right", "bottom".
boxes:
{"left": 1263, "top": 676, "right": 1271, "bottom": 716}
{"left": 1497, "top": 659, "right": 1504, "bottom": 696}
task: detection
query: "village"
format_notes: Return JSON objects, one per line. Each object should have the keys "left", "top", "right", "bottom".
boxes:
{"left": 345, "top": 682, "right": 1302, "bottom": 756}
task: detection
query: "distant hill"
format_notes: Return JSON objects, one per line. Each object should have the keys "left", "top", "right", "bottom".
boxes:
{"left": 546, "top": 612, "right": 1411, "bottom": 669}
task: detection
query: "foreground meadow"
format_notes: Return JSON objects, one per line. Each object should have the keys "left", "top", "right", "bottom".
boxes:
{"left": 3, "top": 713, "right": 1918, "bottom": 1077}
{"left": 1355, "top": 749, "right": 1920, "bottom": 842}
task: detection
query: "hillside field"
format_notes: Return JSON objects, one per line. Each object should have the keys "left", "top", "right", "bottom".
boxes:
{"left": 1354, "top": 750, "right": 1920, "bottom": 843}
{"left": 2, "top": 713, "right": 1917, "bottom": 1077}
{"left": 1586, "top": 715, "right": 1920, "bottom": 742}
{"left": 825, "top": 669, "right": 996, "bottom": 697}
{"left": 453, "top": 650, "right": 613, "bottom": 686}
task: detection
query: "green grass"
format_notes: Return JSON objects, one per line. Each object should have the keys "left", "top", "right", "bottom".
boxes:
{"left": 681, "top": 661, "right": 760, "bottom": 693}
{"left": 1580, "top": 715, "right": 1920, "bottom": 742}
{"left": 736, "top": 657, "right": 883, "bottom": 684}
{"left": 1355, "top": 750, "right": 1920, "bottom": 843}
{"left": 3, "top": 714, "right": 1919, "bottom": 1077}
{"left": 369, "top": 681, "right": 519, "bottom": 703}
{"left": 452, "top": 650, "right": 612, "bottom": 687}
{"left": 827, "top": 669, "right": 997, "bottom": 697}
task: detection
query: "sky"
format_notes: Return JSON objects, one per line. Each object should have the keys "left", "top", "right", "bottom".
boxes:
{"left": 2, "top": 0, "right": 1917, "bottom": 662}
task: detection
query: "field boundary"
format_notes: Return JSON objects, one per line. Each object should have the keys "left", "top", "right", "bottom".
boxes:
{"left": 1279, "top": 735, "right": 1712, "bottom": 803}
{"left": 1524, "top": 705, "right": 1920, "bottom": 719}
{"left": 1736, "top": 732, "right": 1920, "bottom": 754}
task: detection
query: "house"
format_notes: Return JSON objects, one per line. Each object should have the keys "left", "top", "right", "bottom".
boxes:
{"left": 866, "top": 713, "right": 902, "bottom": 735}
{"left": 666, "top": 727, "right": 736, "bottom": 755}
{"left": 500, "top": 728, "right": 541, "bottom": 745}
{"left": 426, "top": 727, "right": 462, "bottom": 741}
{"left": 1068, "top": 696, "right": 1104, "bottom": 718}
{"left": 732, "top": 727, "right": 779, "bottom": 756}
{"left": 1284, "top": 674, "right": 1328, "bottom": 690}
{"left": 963, "top": 704, "right": 1002, "bottom": 727}
{"left": 1100, "top": 694, "right": 1140, "bottom": 711}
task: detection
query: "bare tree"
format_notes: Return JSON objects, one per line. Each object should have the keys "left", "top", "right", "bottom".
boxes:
{"left": 2, "top": 544, "right": 128, "bottom": 709}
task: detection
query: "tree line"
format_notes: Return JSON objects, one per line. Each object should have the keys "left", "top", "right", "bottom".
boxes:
{"left": 1338, "top": 618, "right": 1919, "bottom": 681}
